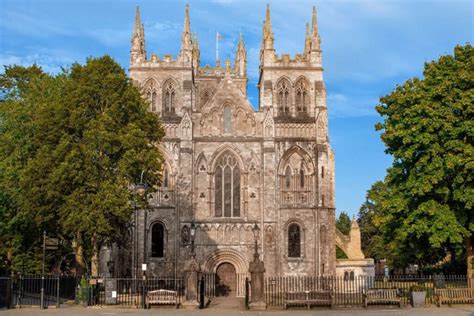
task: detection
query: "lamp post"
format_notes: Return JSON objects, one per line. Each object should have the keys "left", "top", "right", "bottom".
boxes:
{"left": 40, "top": 230, "right": 46, "bottom": 309}
{"left": 252, "top": 223, "right": 260, "bottom": 260}
{"left": 190, "top": 221, "right": 196, "bottom": 257}
{"left": 249, "top": 223, "right": 266, "bottom": 310}
{"left": 133, "top": 170, "right": 147, "bottom": 279}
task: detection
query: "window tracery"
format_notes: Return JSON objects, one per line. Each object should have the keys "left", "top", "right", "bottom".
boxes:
{"left": 214, "top": 152, "right": 240, "bottom": 217}
{"left": 295, "top": 78, "right": 308, "bottom": 115}
{"left": 163, "top": 80, "right": 176, "bottom": 114}
{"left": 277, "top": 78, "right": 290, "bottom": 115}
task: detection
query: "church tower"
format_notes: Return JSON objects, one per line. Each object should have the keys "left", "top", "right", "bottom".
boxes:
{"left": 104, "top": 3, "right": 343, "bottom": 285}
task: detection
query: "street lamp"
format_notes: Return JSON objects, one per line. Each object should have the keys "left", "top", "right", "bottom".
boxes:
{"left": 132, "top": 170, "right": 147, "bottom": 279}
{"left": 135, "top": 170, "right": 147, "bottom": 196}
{"left": 190, "top": 221, "right": 196, "bottom": 257}
{"left": 252, "top": 223, "right": 260, "bottom": 261}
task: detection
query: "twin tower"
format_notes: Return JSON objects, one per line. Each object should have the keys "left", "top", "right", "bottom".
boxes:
{"left": 123, "top": 3, "right": 339, "bottom": 283}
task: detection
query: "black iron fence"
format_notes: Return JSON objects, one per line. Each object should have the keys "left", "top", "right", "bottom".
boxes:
{"left": 5, "top": 275, "right": 80, "bottom": 308}
{"left": 93, "top": 277, "right": 184, "bottom": 307}
{"left": 264, "top": 275, "right": 471, "bottom": 308}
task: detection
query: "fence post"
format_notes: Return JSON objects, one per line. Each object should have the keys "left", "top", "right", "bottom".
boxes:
{"left": 141, "top": 275, "right": 146, "bottom": 309}
{"left": 18, "top": 275, "right": 22, "bottom": 308}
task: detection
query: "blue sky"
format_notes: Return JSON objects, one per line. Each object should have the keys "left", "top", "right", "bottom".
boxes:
{"left": 1, "top": 0, "right": 472, "bottom": 217}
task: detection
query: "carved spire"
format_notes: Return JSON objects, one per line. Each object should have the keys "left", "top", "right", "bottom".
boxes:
{"left": 310, "top": 6, "right": 321, "bottom": 52}
{"left": 192, "top": 32, "right": 200, "bottom": 68}
{"left": 131, "top": 6, "right": 146, "bottom": 64}
{"left": 261, "top": 3, "right": 274, "bottom": 50}
{"left": 304, "top": 22, "right": 310, "bottom": 55}
{"left": 235, "top": 33, "right": 247, "bottom": 78}
{"left": 180, "top": 3, "right": 193, "bottom": 62}
{"left": 134, "top": 6, "right": 140, "bottom": 34}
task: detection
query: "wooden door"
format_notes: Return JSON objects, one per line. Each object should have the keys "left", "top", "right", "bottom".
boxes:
{"left": 215, "top": 263, "right": 236, "bottom": 297}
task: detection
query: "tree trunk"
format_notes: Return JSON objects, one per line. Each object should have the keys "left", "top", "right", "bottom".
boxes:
{"left": 75, "top": 232, "right": 85, "bottom": 276}
{"left": 466, "top": 236, "right": 474, "bottom": 287}
{"left": 91, "top": 233, "right": 99, "bottom": 277}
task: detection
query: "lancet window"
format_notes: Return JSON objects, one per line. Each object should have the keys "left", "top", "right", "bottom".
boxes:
{"left": 288, "top": 223, "right": 301, "bottom": 258}
{"left": 277, "top": 78, "right": 290, "bottom": 115}
{"left": 295, "top": 78, "right": 308, "bottom": 115}
{"left": 151, "top": 222, "right": 165, "bottom": 257}
{"left": 163, "top": 80, "right": 176, "bottom": 114}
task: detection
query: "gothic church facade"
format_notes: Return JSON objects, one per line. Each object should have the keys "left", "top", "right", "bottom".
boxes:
{"left": 108, "top": 4, "right": 339, "bottom": 296}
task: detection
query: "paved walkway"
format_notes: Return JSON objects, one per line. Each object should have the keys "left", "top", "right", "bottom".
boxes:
{"left": 1, "top": 306, "right": 474, "bottom": 316}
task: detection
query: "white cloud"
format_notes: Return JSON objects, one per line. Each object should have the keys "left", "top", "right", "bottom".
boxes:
{"left": 327, "top": 93, "right": 378, "bottom": 118}
{"left": 0, "top": 51, "right": 76, "bottom": 74}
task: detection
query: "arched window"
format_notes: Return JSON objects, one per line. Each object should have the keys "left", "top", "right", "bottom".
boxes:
{"left": 285, "top": 166, "right": 291, "bottom": 189}
{"left": 223, "top": 106, "right": 232, "bottom": 134}
{"left": 151, "top": 223, "right": 165, "bottom": 257}
{"left": 163, "top": 80, "right": 176, "bottom": 114}
{"left": 214, "top": 152, "right": 240, "bottom": 217}
{"left": 295, "top": 78, "right": 308, "bottom": 115}
{"left": 144, "top": 79, "right": 158, "bottom": 112}
{"left": 288, "top": 223, "right": 301, "bottom": 257}
{"left": 277, "top": 79, "right": 290, "bottom": 115}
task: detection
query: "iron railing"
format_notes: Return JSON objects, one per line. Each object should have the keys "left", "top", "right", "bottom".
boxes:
{"left": 264, "top": 275, "right": 471, "bottom": 307}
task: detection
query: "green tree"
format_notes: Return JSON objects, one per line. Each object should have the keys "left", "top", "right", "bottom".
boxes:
{"left": 374, "top": 44, "right": 473, "bottom": 271}
{"left": 357, "top": 181, "right": 389, "bottom": 262}
{"left": 0, "top": 56, "right": 164, "bottom": 275}
{"left": 335, "top": 211, "right": 351, "bottom": 259}
{"left": 336, "top": 211, "right": 351, "bottom": 235}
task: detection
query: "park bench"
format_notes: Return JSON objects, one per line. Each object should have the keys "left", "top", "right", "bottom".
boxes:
{"left": 363, "top": 289, "right": 401, "bottom": 308}
{"left": 434, "top": 288, "right": 474, "bottom": 307}
{"left": 284, "top": 290, "right": 333, "bottom": 309}
{"left": 146, "top": 289, "right": 178, "bottom": 308}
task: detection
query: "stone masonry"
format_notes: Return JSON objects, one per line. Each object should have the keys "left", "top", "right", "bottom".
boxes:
{"left": 98, "top": 4, "right": 363, "bottom": 297}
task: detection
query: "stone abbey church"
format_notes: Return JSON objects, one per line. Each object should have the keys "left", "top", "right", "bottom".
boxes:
{"left": 100, "top": 4, "right": 372, "bottom": 296}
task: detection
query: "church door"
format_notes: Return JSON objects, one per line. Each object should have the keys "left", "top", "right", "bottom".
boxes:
{"left": 215, "top": 262, "right": 237, "bottom": 297}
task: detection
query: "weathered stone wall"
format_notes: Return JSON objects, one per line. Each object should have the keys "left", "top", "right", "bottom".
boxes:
{"left": 102, "top": 3, "right": 340, "bottom": 281}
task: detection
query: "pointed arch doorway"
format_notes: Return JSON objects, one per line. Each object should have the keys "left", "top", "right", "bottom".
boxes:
{"left": 215, "top": 262, "right": 237, "bottom": 297}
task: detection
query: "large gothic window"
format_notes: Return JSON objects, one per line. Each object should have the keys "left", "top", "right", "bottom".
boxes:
{"left": 163, "top": 80, "right": 176, "bottom": 114}
{"left": 151, "top": 223, "right": 165, "bottom": 257}
{"left": 288, "top": 223, "right": 301, "bottom": 258}
{"left": 277, "top": 78, "right": 290, "bottom": 115}
{"left": 214, "top": 152, "right": 240, "bottom": 217}
{"left": 295, "top": 78, "right": 308, "bottom": 115}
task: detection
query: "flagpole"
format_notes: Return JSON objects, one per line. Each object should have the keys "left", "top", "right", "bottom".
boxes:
{"left": 216, "top": 31, "right": 219, "bottom": 64}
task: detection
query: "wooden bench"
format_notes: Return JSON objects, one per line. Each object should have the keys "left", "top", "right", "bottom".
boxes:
{"left": 146, "top": 289, "right": 178, "bottom": 308}
{"left": 284, "top": 290, "right": 333, "bottom": 309}
{"left": 363, "top": 289, "right": 401, "bottom": 308}
{"left": 434, "top": 288, "right": 474, "bottom": 307}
